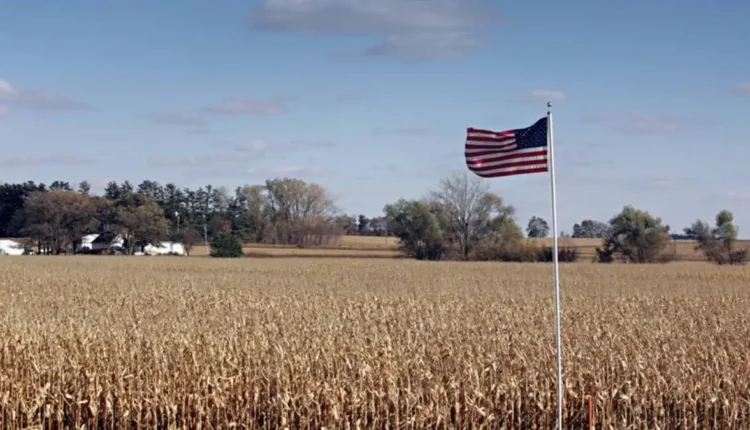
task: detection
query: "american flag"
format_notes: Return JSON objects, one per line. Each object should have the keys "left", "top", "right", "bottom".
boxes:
{"left": 465, "top": 117, "right": 549, "bottom": 178}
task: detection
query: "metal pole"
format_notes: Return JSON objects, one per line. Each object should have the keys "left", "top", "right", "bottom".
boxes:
{"left": 547, "top": 101, "right": 564, "bottom": 428}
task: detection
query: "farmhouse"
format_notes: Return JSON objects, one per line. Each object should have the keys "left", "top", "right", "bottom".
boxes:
{"left": 74, "top": 233, "right": 125, "bottom": 253}
{"left": 74, "top": 233, "right": 186, "bottom": 256}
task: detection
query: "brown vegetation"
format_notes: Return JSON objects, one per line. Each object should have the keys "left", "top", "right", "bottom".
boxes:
{"left": 1, "top": 257, "right": 749, "bottom": 428}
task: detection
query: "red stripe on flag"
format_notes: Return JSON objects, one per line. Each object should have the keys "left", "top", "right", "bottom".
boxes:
{"left": 465, "top": 149, "right": 547, "bottom": 161}
{"left": 468, "top": 158, "right": 548, "bottom": 172}
{"left": 474, "top": 166, "right": 549, "bottom": 178}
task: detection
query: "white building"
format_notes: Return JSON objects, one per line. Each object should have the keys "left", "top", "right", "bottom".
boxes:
{"left": 143, "top": 241, "right": 186, "bottom": 256}
{"left": 75, "top": 233, "right": 125, "bottom": 253}
{"left": 0, "top": 239, "right": 26, "bottom": 255}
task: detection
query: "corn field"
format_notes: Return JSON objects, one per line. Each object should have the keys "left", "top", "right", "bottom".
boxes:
{"left": 1, "top": 257, "right": 749, "bottom": 429}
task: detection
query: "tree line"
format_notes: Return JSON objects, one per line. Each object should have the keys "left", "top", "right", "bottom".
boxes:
{"left": 381, "top": 173, "right": 746, "bottom": 265}
{"left": 0, "top": 174, "right": 746, "bottom": 264}
{"left": 0, "top": 178, "right": 345, "bottom": 255}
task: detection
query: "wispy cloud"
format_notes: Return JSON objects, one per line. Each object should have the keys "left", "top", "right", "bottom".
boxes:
{"left": 555, "top": 147, "right": 614, "bottom": 169}
{"left": 334, "top": 93, "right": 364, "bottom": 104}
{"left": 0, "top": 79, "right": 93, "bottom": 112}
{"left": 0, "top": 155, "right": 92, "bottom": 168}
{"left": 235, "top": 140, "right": 270, "bottom": 153}
{"left": 149, "top": 138, "right": 335, "bottom": 172}
{"left": 727, "top": 190, "right": 750, "bottom": 200}
{"left": 737, "top": 81, "right": 750, "bottom": 95}
{"left": 234, "top": 139, "right": 334, "bottom": 155}
{"left": 286, "top": 139, "right": 337, "bottom": 149}
{"left": 207, "top": 97, "right": 291, "bottom": 115}
{"left": 273, "top": 165, "right": 306, "bottom": 174}
{"left": 187, "top": 129, "right": 211, "bottom": 135}
{"left": 0, "top": 105, "right": 9, "bottom": 117}
{"left": 249, "top": 0, "right": 500, "bottom": 61}
{"left": 530, "top": 89, "right": 567, "bottom": 102}
{"left": 585, "top": 113, "right": 681, "bottom": 135}
{"left": 372, "top": 126, "right": 433, "bottom": 137}
{"left": 570, "top": 174, "right": 695, "bottom": 191}
{"left": 149, "top": 111, "right": 207, "bottom": 126}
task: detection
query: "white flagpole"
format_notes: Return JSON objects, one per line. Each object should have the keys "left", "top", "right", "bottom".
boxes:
{"left": 547, "top": 101, "right": 564, "bottom": 428}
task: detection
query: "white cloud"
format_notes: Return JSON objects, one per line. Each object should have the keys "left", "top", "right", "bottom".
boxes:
{"left": 727, "top": 190, "right": 750, "bottom": 200}
{"left": 0, "top": 80, "right": 19, "bottom": 97}
{"left": 0, "top": 105, "right": 9, "bottom": 117}
{"left": 207, "top": 97, "right": 289, "bottom": 115}
{"left": 372, "top": 126, "right": 432, "bottom": 136}
{"left": 147, "top": 154, "right": 245, "bottom": 168}
{"left": 0, "top": 79, "right": 92, "bottom": 112}
{"left": 0, "top": 155, "right": 92, "bottom": 167}
{"left": 236, "top": 140, "right": 270, "bottom": 153}
{"left": 738, "top": 81, "right": 750, "bottom": 95}
{"left": 149, "top": 111, "right": 207, "bottom": 126}
{"left": 250, "top": 0, "right": 498, "bottom": 60}
{"left": 274, "top": 165, "right": 307, "bottom": 174}
{"left": 530, "top": 89, "right": 567, "bottom": 102}
{"left": 334, "top": 93, "right": 364, "bottom": 103}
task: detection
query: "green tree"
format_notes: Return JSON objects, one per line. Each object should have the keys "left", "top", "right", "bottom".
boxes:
{"left": 77, "top": 180, "right": 91, "bottom": 196}
{"left": 685, "top": 209, "right": 746, "bottom": 265}
{"left": 210, "top": 234, "right": 243, "bottom": 258}
{"left": 357, "top": 214, "right": 370, "bottom": 235}
{"left": 597, "top": 206, "right": 671, "bottom": 263}
{"left": 384, "top": 199, "right": 446, "bottom": 260}
{"left": 572, "top": 219, "right": 610, "bottom": 238}
{"left": 0, "top": 181, "right": 46, "bottom": 237}
{"left": 526, "top": 216, "right": 550, "bottom": 238}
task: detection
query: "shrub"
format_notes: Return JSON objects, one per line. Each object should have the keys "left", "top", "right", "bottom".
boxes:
{"left": 595, "top": 246, "right": 615, "bottom": 263}
{"left": 538, "top": 245, "right": 579, "bottom": 263}
{"left": 471, "top": 241, "right": 579, "bottom": 263}
{"left": 731, "top": 248, "right": 748, "bottom": 265}
{"left": 210, "top": 234, "right": 243, "bottom": 258}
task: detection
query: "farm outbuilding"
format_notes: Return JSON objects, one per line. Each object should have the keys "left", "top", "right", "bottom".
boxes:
{"left": 0, "top": 239, "right": 26, "bottom": 255}
{"left": 74, "top": 233, "right": 125, "bottom": 253}
{"left": 143, "top": 242, "right": 186, "bottom": 256}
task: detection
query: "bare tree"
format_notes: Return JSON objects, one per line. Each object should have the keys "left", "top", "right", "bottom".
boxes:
{"left": 430, "top": 172, "right": 515, "bottom": 260}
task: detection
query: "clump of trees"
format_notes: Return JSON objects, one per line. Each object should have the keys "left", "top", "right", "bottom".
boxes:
{"left": 383, "top": 172, "right": 577, "bottom": 262}
{"left": 594, "top": 206, "right": 672, "bottom": 263}
{"left": 572, "top": 220, "right": 610, "bottom": 238}
{"left": 526, "top": 216, "right": 550, "bottom": 238}
{"left": 685, "top": 210, "right": 747, "bottom": 265}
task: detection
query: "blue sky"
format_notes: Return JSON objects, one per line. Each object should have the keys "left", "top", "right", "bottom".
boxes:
{"left": 1, "top": 0, "right": 749, "bottom": 235}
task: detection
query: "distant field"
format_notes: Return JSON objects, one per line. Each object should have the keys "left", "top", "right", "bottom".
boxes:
{"left": 189, "top": 236, "right": 749, "bottom": 262}
{"left": 189, "top": 243, "right": 400, "bottom": 258}
{"left": 530, "top": 238, "right": 750, "bottom": 262}
{"left": 4, "top": 235, "right": 748, "bottom": 262}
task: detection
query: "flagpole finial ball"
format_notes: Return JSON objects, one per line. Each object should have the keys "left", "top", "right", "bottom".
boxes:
{"left": 547, "top": 101, "right": 552, "bottom": 108}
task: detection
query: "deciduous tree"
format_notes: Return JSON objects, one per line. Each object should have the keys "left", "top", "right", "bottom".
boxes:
{"left": 526, "top": 216, "right": 550, "bottom": 238}
{"left": 597, "top": 206, "right": 671, "bottom": 263}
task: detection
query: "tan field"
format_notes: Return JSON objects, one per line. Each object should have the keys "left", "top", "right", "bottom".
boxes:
{"left": 1, "top": 257, "right": 749, "bottom": 428}
{"left": 185, "top": 236, "right": 750, "bottom": 262}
